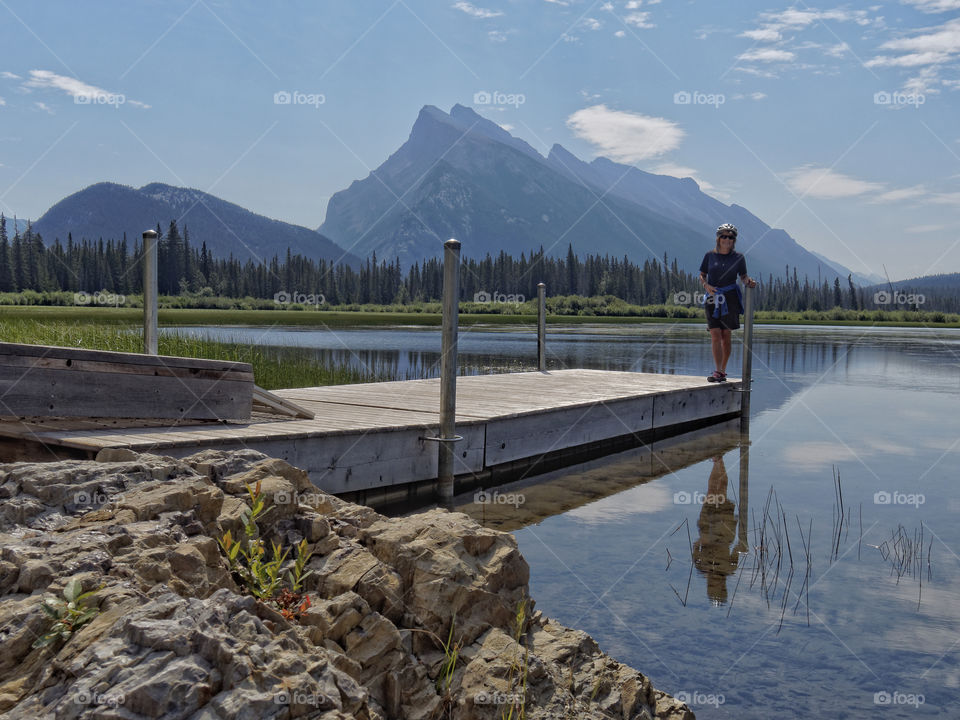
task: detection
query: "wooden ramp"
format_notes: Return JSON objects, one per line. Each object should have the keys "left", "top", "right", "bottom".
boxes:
{"left": 0, "top": 370, "right": 741, "bottom": 495}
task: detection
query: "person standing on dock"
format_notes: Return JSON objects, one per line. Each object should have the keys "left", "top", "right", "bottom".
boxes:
{"left": 699, "top": 224, "right": 757, "bottom": 382}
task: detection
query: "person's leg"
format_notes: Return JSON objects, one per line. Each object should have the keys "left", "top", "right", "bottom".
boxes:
{"left": 719, "top": 329, "right": 732, "bottom": 373}
{"left": 710, "top": 328, "right": 723, "bottom": 371}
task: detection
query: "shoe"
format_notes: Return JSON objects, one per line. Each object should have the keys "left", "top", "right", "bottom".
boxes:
{"left": 707, "top": 371, "right": 725, "bottom": 382}
{"left": 718, "top": 371, "right": 728, "bottom": 380}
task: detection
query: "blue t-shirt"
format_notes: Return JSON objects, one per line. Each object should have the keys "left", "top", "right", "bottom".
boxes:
{"left": 700, "top": 251, "right": 747, "bottom": 287}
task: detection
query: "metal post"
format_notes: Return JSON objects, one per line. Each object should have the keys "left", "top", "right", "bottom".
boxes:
{"left": 737, "top": 435, "right": 750, "bottom": 554}
{"left": 537, "top": 283, "right": 546, "bottom": 371}
{"left": 740, "top": 284, "right": 753, "bottom": 429}
{"left": 437, "top": 239, "right": 461, "bottom": 502}
{"left": 142, "top": 229, "right": 159, "bottom": 355}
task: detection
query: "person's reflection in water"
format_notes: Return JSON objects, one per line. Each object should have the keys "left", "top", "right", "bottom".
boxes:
{"left": 692, "top": 455, "right": 743, "bottom": 605}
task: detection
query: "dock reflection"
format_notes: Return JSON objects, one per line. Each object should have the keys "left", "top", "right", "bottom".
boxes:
{"left": 451, "top": 419, "right": 745, "bottom": 533}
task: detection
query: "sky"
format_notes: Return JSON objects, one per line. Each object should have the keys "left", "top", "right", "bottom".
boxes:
{"left": 0, "top": 0, "right": 958, "bottom": 281}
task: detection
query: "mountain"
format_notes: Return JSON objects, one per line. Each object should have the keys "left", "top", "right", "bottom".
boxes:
{"left": 808, "top": 250, "right": 882, "bottom": 286}
{"left": 320, "top": 104, "right": 861, "bottom": 283}
{"left": 32, "top": 182, "right": 358, "bottom": 266}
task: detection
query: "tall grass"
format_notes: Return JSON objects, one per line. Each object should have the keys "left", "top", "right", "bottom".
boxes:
{"left": 0, "top": 319, "right": 391, "bottom": 390}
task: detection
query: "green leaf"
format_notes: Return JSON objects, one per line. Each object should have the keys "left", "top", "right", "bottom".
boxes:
{"left": 63, "top": 578, "right": 81, "bottom": 603}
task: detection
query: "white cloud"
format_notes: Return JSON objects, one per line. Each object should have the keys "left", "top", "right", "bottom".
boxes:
{"left": 566, "top": 104, "right": 684, "bottom": 163}
{"left": 927, "top": 191, "right": 960, "bottom": 204}
{"left": 0, "top": 96, "right": 5, "bottom": 106}
{"left": 34, "top": 101, "right": 53, "bottom": 114}
{"left": 740, "top": 27, "right": 781, "bottom": 42}
{"left": 614, "top": 30, "right": 626, "bottom": 37}
{"left": 650, "top": 162, "right": 725, "bottom": 196}
{"left": 624, "top": 11, "right": 653, "bottom": 28}
{"left": 784, "top": 166, "right": 884, "bottom": 199}
{"left": 867, "top": 18, "right": 960, "bottom": 68}
{"left": 488, "top": 30, "right": 508, "bottom": 43}
{"left": 452, "top": 1, "right": 503, "bottom": 18}
{"left": 870, "top": 185, "right": 927, "bottom": 202}
{"left": 23, "top": 69, "right": 150, "bottom": 108}
{"left": 825, "top": 42, "right": 851, "bottom": 57}
{"left": 544, "top": 0, "right": 569, "bottom": 5}
{"left": 1, "top": 71, "right": 20, "bottom": 80}
{"left": 498, "top": 123, "right": 515, "bottom": 132}
{"left": 901, "top": 0, "right": 960, "bottom": 12}
{"left": 583, "top": 17, "right": 602, "bottom": 30}
{"left": 625, "top": 0, "right": 643, "bottom": 8}
{"left": 738, "top": 48, "right": 796, "bottom": 62}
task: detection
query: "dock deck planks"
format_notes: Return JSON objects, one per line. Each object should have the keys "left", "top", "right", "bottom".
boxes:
{"left": 0, "top": 369, "right": 741, "bottom": 494}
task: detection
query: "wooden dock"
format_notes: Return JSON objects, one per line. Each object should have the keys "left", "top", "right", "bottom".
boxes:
{"left": 0, "top": 370, "right": 741, "bottom": 498}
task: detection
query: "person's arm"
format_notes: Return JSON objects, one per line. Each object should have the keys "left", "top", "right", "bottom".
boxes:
{"left": 699, "top": 254, "right": 716, "bottom": 294}
{"left": 738, "top": 255, "right": 757, "bottom": 288}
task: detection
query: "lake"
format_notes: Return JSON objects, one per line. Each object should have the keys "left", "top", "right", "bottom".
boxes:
{"left": 167, "top": 322, "right": 960, "bottom": 718}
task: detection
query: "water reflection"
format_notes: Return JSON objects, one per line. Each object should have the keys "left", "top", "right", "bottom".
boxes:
{"left": 692, "top": 455, "right": 746, "bottom": 605}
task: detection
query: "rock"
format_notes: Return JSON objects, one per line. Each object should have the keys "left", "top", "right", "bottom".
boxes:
{"left": 0, "top": 451, "right": 694, "bottom": 720}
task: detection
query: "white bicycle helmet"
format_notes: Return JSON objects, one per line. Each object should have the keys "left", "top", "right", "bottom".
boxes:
{"left": 716, "top": 223, "right": 738, "bottom": 237}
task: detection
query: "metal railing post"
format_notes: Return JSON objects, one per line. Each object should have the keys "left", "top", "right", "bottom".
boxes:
{"left": 537, "top": 282, "right": 546, "bottom": 371}
{"left": 142, "top": 229, "right": 159, "bottom": 355}
{"left": 740, "top": 284, "right": 753, "bottom": 430}
{"left": 437, "top": 238, "right": 461, "bottom": 502}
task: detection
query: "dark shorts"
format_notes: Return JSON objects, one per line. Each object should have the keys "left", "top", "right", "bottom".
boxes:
{"left": 705, "top": 290, "right": 741, "bottom": 331}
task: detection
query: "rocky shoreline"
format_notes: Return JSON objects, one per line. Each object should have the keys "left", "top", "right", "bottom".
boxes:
{"left": 0, "top": 448, "right": 693, "bottom": 719}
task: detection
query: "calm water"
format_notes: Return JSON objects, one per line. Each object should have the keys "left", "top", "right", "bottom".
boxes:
{"left": 173, "top": 322, "right": 960, "bottom": 718}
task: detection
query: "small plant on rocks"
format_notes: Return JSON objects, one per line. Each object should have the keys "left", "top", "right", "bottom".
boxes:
{"left": 32, "top": 577, "right": 101, "bottom": 648}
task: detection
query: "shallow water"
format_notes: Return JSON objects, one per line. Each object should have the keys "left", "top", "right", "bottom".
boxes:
{"left": 173, "top": 322, "right": 960, "bottom": 718}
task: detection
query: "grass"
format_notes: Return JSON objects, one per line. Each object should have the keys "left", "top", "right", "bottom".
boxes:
{"left": 3, "top": 303, "right": 959, "bottom": 328}
{"left": 0, "top": 317, "right": 392, "bottom": 390}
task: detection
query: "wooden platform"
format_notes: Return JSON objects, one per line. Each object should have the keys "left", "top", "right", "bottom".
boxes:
{"left": 0, "top": 370, "right": 741, "bottom": 495}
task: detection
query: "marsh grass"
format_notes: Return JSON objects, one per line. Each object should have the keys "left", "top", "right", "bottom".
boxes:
{"left": 0, "top": 318, "right": 391, "bottom": 389}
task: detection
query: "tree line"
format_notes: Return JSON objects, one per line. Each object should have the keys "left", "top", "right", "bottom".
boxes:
{"left": 0, "top": 215, "right": 954, "bottom": 312}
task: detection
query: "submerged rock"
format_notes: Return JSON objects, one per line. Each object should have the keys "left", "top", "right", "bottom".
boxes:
{"left": 0, "top": 449, "right": 693, "bottom": 720}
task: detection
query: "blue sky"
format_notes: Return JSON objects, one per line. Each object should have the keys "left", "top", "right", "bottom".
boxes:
{"left": 0, "top": 0, "right": 958, "bottom": 281}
